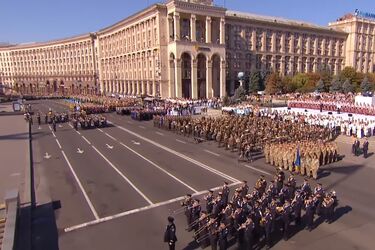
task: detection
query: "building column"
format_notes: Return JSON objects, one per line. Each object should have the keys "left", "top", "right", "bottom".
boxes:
{"left": 206, "top": 16, "right": 212, "bottom": 44}
{"left": 281, "top": 34, "right": 286, "bottom": 53}
{"left": 173, "top": 12, "right": 180, "bottom": 41}
{"left": 297, "top": 57, "right": 302, "bottom": 73}
{"left": 271, "top": 32, "right": 276, "bottom": 53}
{"left": 169, "top": 59, "right": 175, "bottom": 97}
{"left": 206, "top": 58, "right": 213, "bottom": 98}
{"left": 271, "top": 56, "right": 276, "bottom": 71}
{"left": 191, "top": 58, "right": 198, "bottom": 99}
{"left": 167, "top": 15, "right": 173, "bottom": 42}
{"left": 132, "top": 81, "right": 136, "bottom": 95}
{"left": 175, "top": 58, "right": 182, "bottom": 98}
{"left": 290, "top": 34, "right": 295, "bottom": 54}
{"left": 306, "top": 58, "right": 311, "bottom": 73}
{"left": 313, "top": 59, "right": 317, "bottom": 73}
{"left": 289, "top": 59, "right": 294, "bottom": 75}
{"left": 281, "top": 58, "right": 286, "bottom": 75}
{"left": 190, "top": 14, "right": 196, "bottom": 42}
{"left": 220, "top": 59, "right": 226, "bottom": 97}
{"left": 142, "top": 81, "right": 146, "bottom": 95}
{"left": 220, "top": 18, "right": 225, "bottom": 45}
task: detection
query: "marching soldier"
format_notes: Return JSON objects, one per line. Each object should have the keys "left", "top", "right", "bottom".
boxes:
{"left": 181, "top": 194, "right": 193, "bottom": 230}
{"left": 281, "top": 200, "right": 292, "bottom": 240}
{"left": 305, "top": 196, "right": 315, "bottom": 231}
{"left": 52, "top": 118, "right": 57, "bottom": 132}
{"left": 221, "top": 182, "right": 230, "bottom": 206}
{"left": 37, "top": 112, "right": 41, "bottom": 126}
{"left": 204, "top": 190, "right": 215, "bottom": 214}
{"left": 217, "top": 222, "right": 229, "bottom": 250}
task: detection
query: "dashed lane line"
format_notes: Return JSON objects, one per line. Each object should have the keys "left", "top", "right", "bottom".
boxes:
{"left": 64, "top": 181, "right": 242, "bottom": 233}
{"left": 55, "top": 139, "right": 62, "bottom": 149}
{"left": 61, "top": 150, "right": 100, "bottom": 220}
{"left": 155, "top": 132, "right": 164, "bottom": 136}
{"left": 243, "top": 164, "right": 272, "bottom": 176}
{"left": 176, "top": 139, "right": 187, "bottom": 144}
{"left": 82, "top": 136, "right": 91, "bottom": 145}
{"left": 204, "top": 149, "right": 220, "bottom": 157}
{"left": 91, "top": 145, "right": 154, "bottom": 205}
{"left": 108, "top": 121, "right": 240, "bottom": 183}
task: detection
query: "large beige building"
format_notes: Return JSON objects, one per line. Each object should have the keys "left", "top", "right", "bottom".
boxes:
{"left": 0, "top": 0, "right": 374, "bottom": 98}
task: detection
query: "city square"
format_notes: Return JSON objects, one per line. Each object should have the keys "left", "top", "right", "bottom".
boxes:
{"left": 1, "top": 0, "right": 375, "bottom": 250}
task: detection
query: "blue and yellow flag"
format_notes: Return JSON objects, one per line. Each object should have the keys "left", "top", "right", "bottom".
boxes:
{"left": 295, "top": 145, "right": 301, "bottom": 167}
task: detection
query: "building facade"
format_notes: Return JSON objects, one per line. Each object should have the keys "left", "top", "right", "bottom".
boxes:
{"left": 329, "top": 12, "right": 375, "bottom": 74}
{"left": 0, "top": 0, "right": 373, "bottom": 98}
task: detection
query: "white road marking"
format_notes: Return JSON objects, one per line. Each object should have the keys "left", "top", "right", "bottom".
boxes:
{"left": 204, "top": 149, "right": 220, "bottom": 157}
{"left": 82, "top": 136, "right": 91, "bottom": 145}
{"left": 110, "top": 121, "right": 239, "bottom": 183}
{"left": 48, "top": 126, "right": 52, "bottom": 131}
{"left": 118, "top": 142, "right": 198, "bottom": 193}
{"left": 131, "top": 140, "right": 141, "bottom": 145}
{"left": 91, "top": 145, "right": 153, "bottom": 205}
{"left": 127, "top": 121, "right": 133, "bottom": 124}
{"left": 98, "top": 128, "right": 104, "bottom": 132}
{"left": 106, "top": 144, "right": 114, "bottom": 149}
{"left": 243, "top": 164, "right": 272, "bottom": 176}
{"left": 44, "top": 152, "right": 51, "bottom": 159}
{"left": 58, "top": 124, "right": 63, "bottom": 128}
{"left": 155, "top": 132, "right": 164, "bottom": 136}
{"left": 105, "top": 133, "right": 117, "bottom": 141}
{"left": 77, "top": 148, "right": 84, "bottom": 154}
{"left": 61, "top": 150, "right": 99, "bottom": 220}
{"left": 10, "top": 173, "right": 20, "bottom": 177}
{"left": 52, "top": 131, "right": 56, "bottom": 138}
{"left": 55, "top": 139, "right": 62, "bottom": 149}
{"left": 176, "top": 139, "right": 187, "bottom": 144}
{"left": 69, "top": 123, "right": 73, "bottom": 128}
{"left": 64, "top": 181, "right": 241, "bottom": 233}
{"left": 139, "top": 125, "right": 146, "bottom": 129}
{"left": 76, "top": 131, "right": 81, "bottom": 135}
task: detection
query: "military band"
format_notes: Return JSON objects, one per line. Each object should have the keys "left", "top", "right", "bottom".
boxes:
{"left": 176, "top": 174, "right": 338, "bottom": 249}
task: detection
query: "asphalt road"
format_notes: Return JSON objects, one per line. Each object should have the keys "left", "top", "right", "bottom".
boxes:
{"left": 28, "top": 99, "right": 375, "bottom": 250}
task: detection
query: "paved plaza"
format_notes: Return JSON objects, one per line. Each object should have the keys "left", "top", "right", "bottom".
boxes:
{"left": 5, "top": 99, "right": 369, "bottom": 250}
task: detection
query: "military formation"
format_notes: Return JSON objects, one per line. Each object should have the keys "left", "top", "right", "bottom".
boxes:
{"left": 176, "top": 173, "right": 338, "bottom": 250}
{"left": 264, "top": 141, "right": 338, "bottom": 179}
{"left": 153, "top": 112, "right": 338, "bottom": 178}
{"left": 70, "top": 112, "right": 107, "bottom": 130}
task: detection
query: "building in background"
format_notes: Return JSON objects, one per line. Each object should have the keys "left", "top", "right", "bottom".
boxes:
{"left": 329, "top": 10, "right": 375, "bottom": 74}
{"left": 0, "top": 0, "right": 373, "bottom": 97}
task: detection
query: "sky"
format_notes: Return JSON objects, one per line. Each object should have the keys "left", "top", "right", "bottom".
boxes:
{"left": 0, "top": 0, "right": 374, "bottom": 44}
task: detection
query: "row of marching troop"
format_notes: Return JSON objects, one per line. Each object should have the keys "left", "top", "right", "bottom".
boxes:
{"left": 172, "top": 171, "right": 338, "bottom": 250}
{"left": 153, "top": 110, "right": 340, "bottom": 179}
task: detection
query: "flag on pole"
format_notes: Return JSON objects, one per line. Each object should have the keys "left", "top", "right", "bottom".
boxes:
{"left": 295, "top": 145, "right": 301, "bottom": 171}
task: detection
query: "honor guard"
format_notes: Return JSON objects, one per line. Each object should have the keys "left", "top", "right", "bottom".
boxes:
{"left": 221, "top": 182, "right": 230, "bottom": 206}
{"left": 281, "top": 201, "right": 292, "bottom": 240}
{"left": 363, "top": 138, "right": 369, "bottom": 158}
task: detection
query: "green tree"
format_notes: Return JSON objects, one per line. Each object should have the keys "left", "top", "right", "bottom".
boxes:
{"left": 340, "top": 66, "right": 363, "bottom": 90}
{"left": 360, "top": 76, "right": 372, "bottom": 94}
{"left": 316, "top": 79, "right": 325, "bottom": 93}
{"left": 342, "top": 78, "right": 354, "bottom": 93}
{"left": 233, "top": 85, "right": 246, "bottom": 102}
{"left": 248, "top": 71, "right": 263, "bottom": 93}
{"left": 317, "top": 64, "right": 333, "bottom": 92}
{"left": 330, "top": 77, "right": 343, "bottom": 93}
{"left": 265, "top": 72, "right": 283, "bottom": 94}
{"left": 291, "top": 73, "right": 309, "bottom": 91}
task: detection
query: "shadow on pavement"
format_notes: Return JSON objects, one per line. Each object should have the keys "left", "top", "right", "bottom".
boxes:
{"left": 31, "top": 201, "right": 60, "bottom": 250}
{"left": 0, "top": 132, "right": 29, "bottom": 140}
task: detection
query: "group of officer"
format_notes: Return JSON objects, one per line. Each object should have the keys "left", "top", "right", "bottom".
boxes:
{"left": 264, "top": 141, "right": 338, "bottom": 179}
{"left": 171, "top": 173, "right": 338, "bottom": 250}
{"left": 352, "top": 137, "right": 370, "bottom": 158}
